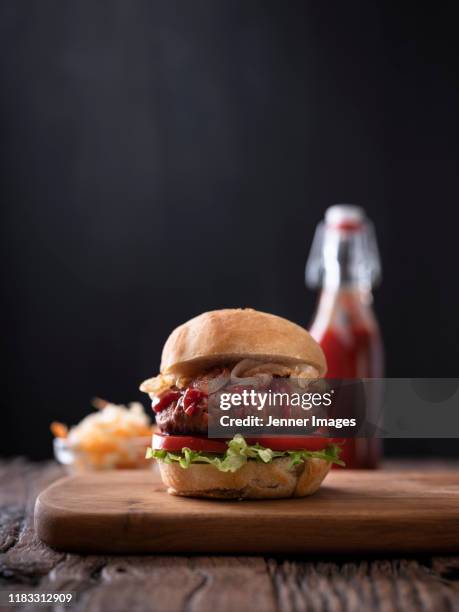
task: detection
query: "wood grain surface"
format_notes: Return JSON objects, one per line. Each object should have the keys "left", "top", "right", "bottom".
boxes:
{"left": 0, "top": 459, "right": 458, "bottom": 612}
{"left": 35, "top": 468, "right": 459, "bottom": 554}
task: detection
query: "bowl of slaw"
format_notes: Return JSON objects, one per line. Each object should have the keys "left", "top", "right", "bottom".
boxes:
{"left": 51, "top": 399, "right": 155, "bottom": 471}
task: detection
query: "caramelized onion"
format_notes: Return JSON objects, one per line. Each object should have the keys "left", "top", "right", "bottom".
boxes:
{"left": 207, "top": 371, "right": 231, "bottom": 394}
{"left": 193, "top": 368, "right": 231, "bottom": 395}
{"left": 230, "top": 359, "right": 260, "bottom": 384}
{"left": 230, "top": 359, "right": 319, "bottom": 388}
{"left": 230, "top": 359, "right": 273, "bottom": 388}
{"left": 139, "top": 373, "right": 174, "bottom": 395}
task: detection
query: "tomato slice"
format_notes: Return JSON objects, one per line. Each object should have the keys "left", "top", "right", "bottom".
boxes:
{"left": 152, "top": 433, "right": 228, "bottom": 454}
{"left": 245, "top": 436, "right": 342, "bottom": 451}
{"left": 153, "top": 433, "right": 342, "bottom": 454}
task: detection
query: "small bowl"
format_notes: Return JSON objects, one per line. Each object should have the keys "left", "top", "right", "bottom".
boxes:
{"left": 54, "top": 435, "right": 153, "bottom": 472}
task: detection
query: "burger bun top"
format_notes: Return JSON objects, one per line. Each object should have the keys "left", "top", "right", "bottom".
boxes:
{"left": 159, "top": 308, "right": 326, "bottom": 377}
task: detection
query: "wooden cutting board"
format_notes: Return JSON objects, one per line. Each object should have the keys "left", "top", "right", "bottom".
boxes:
{"left": 35, "top": 468, "right": 459, "bottom": 554}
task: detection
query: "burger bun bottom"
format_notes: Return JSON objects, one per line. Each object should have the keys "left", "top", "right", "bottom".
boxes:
{"left": 158, "top": 457, "right": 331, "bottom": 500}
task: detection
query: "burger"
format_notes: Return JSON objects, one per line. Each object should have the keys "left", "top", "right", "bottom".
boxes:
{"left": 140, "top": 308, "right": 343, "bottom": 499}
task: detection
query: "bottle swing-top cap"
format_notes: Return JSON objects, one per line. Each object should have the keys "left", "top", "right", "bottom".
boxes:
{"left": 305, "top": 204, "right": 381, "bottom": 290}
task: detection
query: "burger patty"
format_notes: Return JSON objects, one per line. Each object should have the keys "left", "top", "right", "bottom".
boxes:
{"left": 153, "top": 367, "right": 230, "bottom": 435}
{"left": 153, "top": 367, "right": 317, "bottom": 435}
{"left": 155, "top": 396, "right": 208, "bottom": 435}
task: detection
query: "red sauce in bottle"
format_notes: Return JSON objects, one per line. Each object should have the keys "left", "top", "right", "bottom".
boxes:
{"left": 306, "top": 205, "right": 384, "bottom": 468}
{"left": 310, "top": 290, "right": 383, "bottom": 468}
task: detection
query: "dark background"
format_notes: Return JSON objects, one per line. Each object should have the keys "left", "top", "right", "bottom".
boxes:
{"left": 1, "top": 2, "right": 458, "bottom": 459}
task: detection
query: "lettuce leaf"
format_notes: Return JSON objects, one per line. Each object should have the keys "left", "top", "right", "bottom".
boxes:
{"left": 146, "top": 434, "right": 344, "bottom": 472}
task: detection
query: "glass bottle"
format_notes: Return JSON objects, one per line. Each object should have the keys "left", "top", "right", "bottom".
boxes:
{"left": 306, "top": 204, "right": 384, "bottom": 468}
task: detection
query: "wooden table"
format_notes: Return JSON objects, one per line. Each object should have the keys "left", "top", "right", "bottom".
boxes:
{"left": 1, "top": 459, "right": 458, "bottom": 612}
